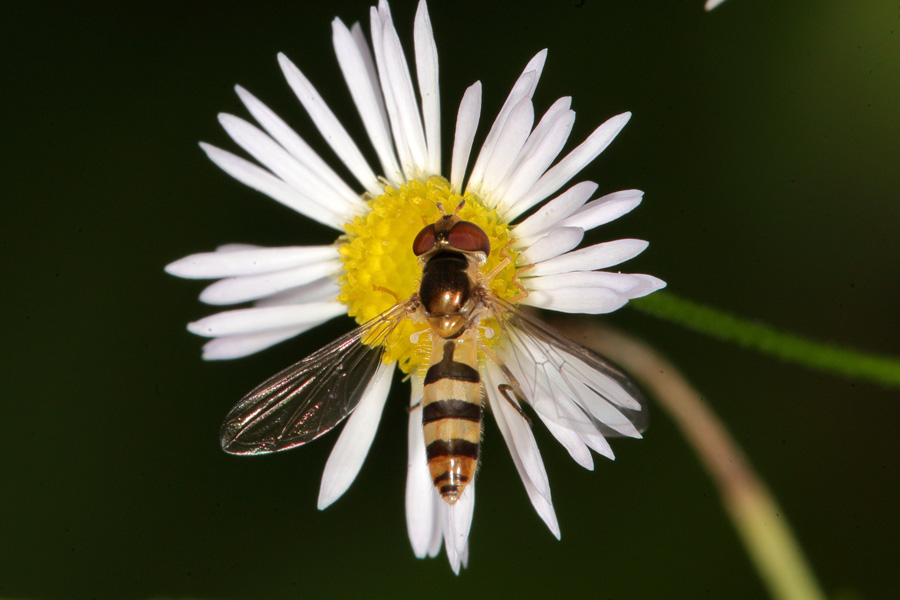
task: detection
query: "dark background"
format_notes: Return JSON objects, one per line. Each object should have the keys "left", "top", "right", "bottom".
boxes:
{"left": 4, "top": 0, "right": 898, "bottom": 598}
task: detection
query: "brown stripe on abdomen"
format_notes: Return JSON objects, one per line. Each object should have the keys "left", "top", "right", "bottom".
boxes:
{"left": 422, "top": 399, "right": 482, "bottom": 424}
{"left": 422, "top": 333, "right": 482, "bottom": 504}
{"left": 424, "top": 342, "right": 480, "bottom": 384}
{"left": 426, "top": 438, "right": 479, "bottom": 460}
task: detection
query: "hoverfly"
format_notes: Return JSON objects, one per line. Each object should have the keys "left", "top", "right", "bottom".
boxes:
{"left": 220, "top": 201, "right": 646, "bottom": 504}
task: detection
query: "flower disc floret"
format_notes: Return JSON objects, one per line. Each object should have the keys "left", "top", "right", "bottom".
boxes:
{"left": 338, "top": 176, "right": 520, "bottom": 373}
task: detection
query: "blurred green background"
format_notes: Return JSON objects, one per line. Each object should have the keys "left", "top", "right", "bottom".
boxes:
{"left": 4, "top": 0, "right": 898, "bottom": 598}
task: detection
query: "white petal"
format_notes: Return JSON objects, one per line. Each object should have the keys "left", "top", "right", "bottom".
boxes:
{"left": 486, "top": 367, "right": 560, "bottom": 538}
{"left": 563, "top": 352, "right": 644, "bottom": 411}
{"left": 481, "top": 98, "right": 534, "bottom": 195}
{"left": 254, "top": 277, "right": 342, "bottom": 307}
{"left": 199, "top": 143, "right": 346, "bottom": 230}
{"left": 444, "top": 532, "right": 461, "bottom": 573}
{"left": 441, "top": 483, "right": 475, "bottom": 574}
{"left": 187, "top": 302, "right": 346, "bottom": 337}
{"left": 495, "top": 334, "right": 624, "bottom": 467}
{"left": 519, "top": 227, "right": 584, "bottom": 266}
{"left": 558, "top": 189, "right": 643, "bottom": 232}
{"left": 560, "top": 374, "right": 642, "bottom": 438}
{"left": 332, "top": 18, "right": 401, "bottom": 182}
{"left": 218, "top": 114, "right": 358, "bottom": 219}
{"left": 513, "top": 112, "right": 631, "bottom": 215}
{"left": 459, "top": 541, "right": 470, "bottom": 571}
{"left": 495, "top": 335, "right": 622, "bottom": 459}
{"left": 382, "top": 18, "right": 428, "bottom": 174}
{"left": 450, "top": 82, "right": 482, "bottom": 193}
{"left": 200, "top": 326, "right": 309, "bottom": 360}
{"left": 581, "top": 430, "right": 615, "bottom": 460}
{"left": 518, "top": 49, "right": 548, "bottom": 95}
{"left": 521, "top": 286, "right": 628, "bottom": 314}
{"left": 466, "top": 72, "right": 534, "bottom": 195}
{"left": 427, "top": 494, "right": 444, "bottom": 558}
{"left": 406, "top": 379, "right": 439, "bottom": 558}
{"left": 538, "top": 414, "right": 594, "bottom": 470}
{"left": 278, "top": 53, "right": 382, "bottom": 196}
{"left": 414, "top": 0, "right": 441, "bottom": 175}
{"left": 165, "top": 245, "right": 339, "bottom": 279}
{"left": 514, "top": 325, "right": 642, "bottom": 415}
{"left": 350, "top": 20, "right": 407, "bottom": 184}
{"left": 199, "top": 260, "right": 342, "bottom": 305}
{"left": 234, "top": 86, "right": 363, "bottom": 207}
{"left": 512, "top": 181, "right": 597, "bottom": 240}
{"left": 369, "top": 5, "right": 414, "bottom": 181}
{"left": 318, "top": 361, "right": 394, "bottom": 509}
{"left": 498, "top": 109, "right": 575, "bottom": 216}
{"left": 211, "top": 243, "right": 257, "bottom": 253}
{"left": 630, "top": 274, "right": 667, "bottom": 297}
{"left": 524, "top": 271, "right": 645, "bottom": 294}
{"left": 522, "top": 376, "right": 597, "bottom": 435}
{"left": 532, "top": 379, "right": 617, "bottom": 461}
{"left": 467, "top": 50, "right": 546, "bottom": 195}
{"left": 527, "top": 239, "right": 649, "bottom": 276}
{"left": 489, "top": 384, "right": 552, "bottom": 504}
{"left": 352, "top": 22, "right": 387, "bottom": 117}
{"left": 507, "top": 96, "right": 572, "bottom": 176}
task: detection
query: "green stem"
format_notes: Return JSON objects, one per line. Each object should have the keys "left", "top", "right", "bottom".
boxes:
{"left": 559, "top": 322, "right": 827, "bottom": 600}
{"left": 631, "top": 291, "right": 900, "bottom": 388}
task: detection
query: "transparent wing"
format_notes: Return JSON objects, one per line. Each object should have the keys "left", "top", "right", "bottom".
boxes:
{"left": 220, "top": 301, "right": 413, "bottom": 455}
{"left": 485, "top": 297, "right": 647, "bottom": 439}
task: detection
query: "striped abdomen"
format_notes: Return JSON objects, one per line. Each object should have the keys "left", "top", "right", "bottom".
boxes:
{"left": 422, "top": 331, "right": 482, "bottom": 504}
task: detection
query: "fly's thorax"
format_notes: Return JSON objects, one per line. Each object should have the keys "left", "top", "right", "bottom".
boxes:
{"left": 422, "top": 330, "right": 483, "bottom": 504}
{"left": 420, "top": 250, "right": 471, "bottom": 314}
{"left": 419, "top": 249, "right": 486, "bottom": 339}
{"left": 337, "top": 178, "right": 521, "bottom": 375}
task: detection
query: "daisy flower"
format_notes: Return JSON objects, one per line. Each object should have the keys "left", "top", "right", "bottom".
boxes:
{"left": 167, "top": 0, "right": 664, "bottom": 574}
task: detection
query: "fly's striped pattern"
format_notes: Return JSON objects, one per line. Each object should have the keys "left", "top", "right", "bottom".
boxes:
{"left": 422, "top": 333, "right": 483, "bottom": 503}
{"left": 411, "top": 206, "right": 491, "bottom": 502}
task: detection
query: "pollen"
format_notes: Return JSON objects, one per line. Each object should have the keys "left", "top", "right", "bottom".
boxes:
{"left": 338, "top": 176, "right": 521, "bottom": 374}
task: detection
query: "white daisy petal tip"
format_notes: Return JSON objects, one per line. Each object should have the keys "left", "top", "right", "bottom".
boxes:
{"left": 405, "top": 398, "right": 440, "bottom": 559}
{"left": 317, "top": 363, "right": 394, "bottom": 510}
{"left": 198, "top": 326, "right": 309, "bottom": 360}
{"left": 558, "top": 189, "right": 645, "bottom": 232}
{"left": 439, "top": 483, "right": 475, "bottom": 574}
{"left": 164, "top": 257, "right": 190, "bottom": 278}
{"left": 629, "top": 274, "right": 667, "bottom": 299}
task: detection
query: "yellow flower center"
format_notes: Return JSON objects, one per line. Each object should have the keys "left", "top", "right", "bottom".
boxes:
{"left": 337, "top": 176, "right": 521, "bottom": 374}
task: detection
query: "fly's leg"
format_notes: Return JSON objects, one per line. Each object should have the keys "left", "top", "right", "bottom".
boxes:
{"left": 484, "top": 238, "right": 531, "bottom": 304}
{"left": 373, "top": 285, "right": 400, "bottom": 304}
{"left": 481, "top": 343, "right": 532, "bottom": 426}
{"left": 498, "top": 384, "right": 532, "bottom": 426}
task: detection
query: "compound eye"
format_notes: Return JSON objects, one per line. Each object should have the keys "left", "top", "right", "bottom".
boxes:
{"left": 412, "top": 224, "right": 437, "bottom": 256}
{"left": 448, "top": 221, "right": 491, "bottom": 255}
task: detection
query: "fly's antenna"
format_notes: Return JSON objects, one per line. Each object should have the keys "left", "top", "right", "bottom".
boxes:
{"left": 435, "top": 199, "right": 465, "bottom": 217}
